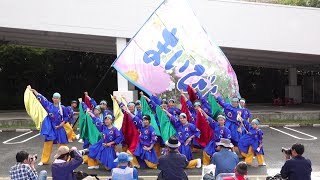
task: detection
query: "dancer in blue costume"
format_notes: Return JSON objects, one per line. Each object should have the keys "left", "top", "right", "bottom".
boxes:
{"left": 189, "top": 86, "right": 213, "bottom": 119}
{"left": 167, "top": 99, "right": 181, "bottom": 118}
{"left": 180, "top": 92, "right": 196, "bottom": 124}
{"left": 124, "top": 108, "right": 158, "bottom": 169}
{"left": 88, "top": 113, "right": 122, "bottom": 170}
{"left": 135, "top": 100, "right": 143, "bottom": 119}
{"left": 79, "top": 98, "right": 102, "bottom": 169}
{"left": 28, "top": 86, "right": 68, "bottom": 166}
{"left": 164, "top": 111, "right": 202, "bottom": 169}
{"left": 239, "top": 98, "right": 251, "bottom": 135}
{"left": 214, "top": 94, "right": 242, "bottom": 148}
{"left": 239, "top": 98, "right": 251, "bottom": 122}
{"left": 64, "top": 102, "right": 77, "bottom": 142}
{"left": 84, "top": 92, "right": 113, "bottom": 119}
{"left": 199, "top": 108, "right": 231, "bottom": 165}
{"left": 139, "top": 92, "right": 167, "bottom": 157}
{"left": 238, "top": 118, "right": 266, "bottom": 166}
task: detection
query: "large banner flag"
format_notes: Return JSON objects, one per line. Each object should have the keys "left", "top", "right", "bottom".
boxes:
{"left": 112, "top": 0, "right": 240, "bottom": 99}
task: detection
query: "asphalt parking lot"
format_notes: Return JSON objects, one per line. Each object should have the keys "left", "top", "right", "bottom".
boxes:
{"left": 1, "top": 127, "right": 320, "bottom": 180}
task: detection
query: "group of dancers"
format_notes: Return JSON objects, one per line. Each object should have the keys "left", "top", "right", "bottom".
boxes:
{"left": 26, "top": 84, "right": 265, "bottom": 171}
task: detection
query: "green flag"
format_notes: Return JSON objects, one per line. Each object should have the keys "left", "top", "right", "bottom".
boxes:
{"left": 140, "top": 96, "right": 161, "bottom": 136}
{"left": 156, "top": 106, "right": 176, "bottom": 142}
{"left": 79, "top": 103, "right": 102, "bottom": 145}
{"left": 208, "top": 93, "right": 223, "bottom": 119}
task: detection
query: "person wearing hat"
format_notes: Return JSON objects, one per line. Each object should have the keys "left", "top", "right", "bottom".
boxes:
{"left": 238, "top": 118, "right": 266, "bottom": 166}
{"left": 27, "top": 86, "right": 68, "bottom": 166}
{"left": 199, "top": 108, "right": 232, "bottom": 166}
{"left": 52, "top": 146, "right": 83, "bottom": 180}
{"left": 211, "top": 138, "right": 239, "bottom": 177}
{"left": 112, "top": 152, "right": 138, "bottom": 180}
{"left": 157, "top": 136, "right": 189, "bottom": 180}
{"left": 87, "top": 114, "right": 122, "bottom": 170}
{"left": 214, "top": 94, "right": 242, "bottom": 149}
{"left": 164, "top": 111, "right": 202, "bottom": 168}
{"left": 124, "top": 108, "right": 158, "bottom": 169}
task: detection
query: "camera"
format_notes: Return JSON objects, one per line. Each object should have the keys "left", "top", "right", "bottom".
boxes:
{"left": 79, "top": 149, "right": 89, "bottom": 156}
{"left": 281, "top": 147, "right": 292, "bottom": 155}
{"left": 266, "top": 173, "right": 283, "bottom": 180}
{"left": 29, "top": 154, "right": 38, "bottom": 161}
{"left": 70, "top": 149, "right": 89, "bottom": 158}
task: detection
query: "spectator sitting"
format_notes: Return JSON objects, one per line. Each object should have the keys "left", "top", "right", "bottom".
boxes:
{"left": 158, "top": 136, "right": 189, "bottom": 180}
{"left": 9, "top": 151, "right": 47, "bottom": 180}
{"left": 211, "top": 138, "right": 239, "bottom": 178}
{"left": 222, "top": 162, "right": 248, "bottom": 180}
{"left": 112, "top": 152, "right": 138, "bottom": 180}
{"left": 280, "top": 143, "right": 312, "bottom": 180}
{"left": 51, "top": 146, "right": 83, "bottom": 180}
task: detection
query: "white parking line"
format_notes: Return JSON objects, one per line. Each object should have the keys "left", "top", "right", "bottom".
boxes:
{"left": 2, "top": 131, "right": 40, "bottom": 144}
{"left": 270, "top": 127, "right": 317, "bottom": 140}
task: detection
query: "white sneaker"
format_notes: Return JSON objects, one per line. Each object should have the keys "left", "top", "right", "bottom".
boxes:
{"left": 78, "top": 139, "right": 84, "bottom": 143}
{"left": 88, "top": 166, "right": 99, "bottom": 170}
{"left": 196, "top": 158, "right": 202, "bottom": 168}
{"left": 76, "top": 134, "right": 80, "bottom": 140}
{"left": 38, "top": 162, "right": 43, "bottom": 166}
{"left": 259, "top": 162, "right": 267, "bottom": 166}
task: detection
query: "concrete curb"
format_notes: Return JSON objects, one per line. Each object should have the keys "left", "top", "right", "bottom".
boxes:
{"left": 0, "top": 128, "right": 36, "bottom": 132}
{"left": 1, "top": 124, "right": 320, "bottom": 132}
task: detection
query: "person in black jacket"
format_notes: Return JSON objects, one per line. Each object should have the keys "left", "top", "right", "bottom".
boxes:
{"left": 280, "top": 143, "right": 312, "bottom": 180}
{"left": 158, "top": 136, "right": 189, "bottom": 180}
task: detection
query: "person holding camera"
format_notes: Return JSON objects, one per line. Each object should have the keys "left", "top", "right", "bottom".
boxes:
{"left": 280, "top": 143, "right": 312, "bottom": 180}
{"left": 9, "top": 151, "right": 47, "bottom": 180}
{"left": 51, "top": 146, "right": 83, "bottom": 180}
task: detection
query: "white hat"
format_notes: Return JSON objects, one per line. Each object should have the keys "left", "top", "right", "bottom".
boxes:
{"left": 54, "top": 146, "right": 69, "bottom": 159}
{"left": 216, "top": 138, "right": 234, "bottom": 148}
{"left": 165, "top": 137, "right": 181, "bottom": 148}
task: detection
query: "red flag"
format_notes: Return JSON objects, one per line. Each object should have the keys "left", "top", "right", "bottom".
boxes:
{"left": 84, "top": 96, "right": 92, "bottom": 110}
{"left": 195, "top": 110, "right": 213, "bottom": 147}
{"left": 180, "top": 95, "right": 192, "bottom": 122}
{"left": 122, "top": 112, "right": 139, "bottom": 153}
{"left": 187, "top": 85, "right": 197, "bottom": 103}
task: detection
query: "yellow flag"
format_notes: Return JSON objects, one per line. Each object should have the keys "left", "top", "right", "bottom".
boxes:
{"left": 24, "top": 88, "right": 48, "bottom": 130}
{"left": 111, "top": 95, "right": 124, "bottom": 130}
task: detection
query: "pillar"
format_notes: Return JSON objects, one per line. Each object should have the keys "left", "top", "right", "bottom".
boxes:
{"left": 285, "top": 67, "right": 302, "bottom": 103}
{"left": 288, "top": 67, "right": 297, "bottom": 86}
{"left": 116, "top": 38, "right": 129, "bottom": 91}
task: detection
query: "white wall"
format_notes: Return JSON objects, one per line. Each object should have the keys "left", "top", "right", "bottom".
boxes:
{"left": 0, "top": 0, "right": 320, "bottom": 55}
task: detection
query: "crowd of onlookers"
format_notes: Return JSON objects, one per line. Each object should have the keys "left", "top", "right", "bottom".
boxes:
{"left": 9, "top": 140, "right": 311, "bottom": 180}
